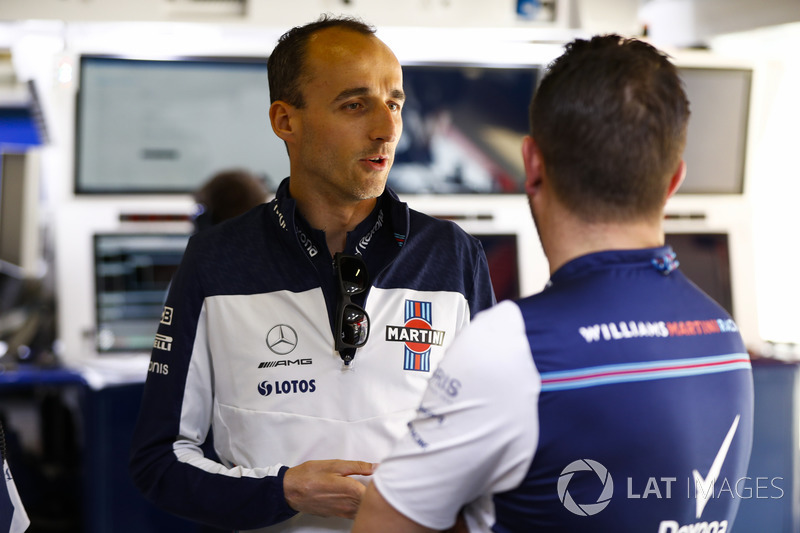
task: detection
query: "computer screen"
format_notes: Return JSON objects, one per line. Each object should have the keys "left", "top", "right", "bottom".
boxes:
{"left": 389, "top": 64, "right": 539, "bottom": 194}
{"left": 74, "top": 57, "right": 751, "bottom": 196}
{"left": 93, "top": 233, "right": 189, "bottom": 352}
{"left": 665, "top": 232, "right": 733, "bottom": 317}
{"left": 679, "top": 67, "right": 751, "bottom": 194}
{"left": 388, "top": 64, "right": 751, "bottom": 195}
{"left": 75, "top": 55, "right": 289, "bottom": 194}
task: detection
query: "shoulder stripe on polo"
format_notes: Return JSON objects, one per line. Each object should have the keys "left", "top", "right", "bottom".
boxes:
{"left": 539, "top": 353, "right": 751, "bottom": 392}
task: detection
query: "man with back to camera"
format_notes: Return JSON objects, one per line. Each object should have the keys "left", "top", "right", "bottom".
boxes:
{"left": 128, "top": 15, "right": 495, "bottom": 533}
{"left": 353, "top": 34, "right": 754, "bottom": 533}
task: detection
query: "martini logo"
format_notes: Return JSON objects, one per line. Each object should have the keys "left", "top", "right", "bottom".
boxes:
{"left": 385, "top": 300, "right": 445, "bottom": 372}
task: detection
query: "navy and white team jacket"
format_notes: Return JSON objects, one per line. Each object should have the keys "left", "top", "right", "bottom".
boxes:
{"left": 374, "top": 247, "right": 754, "bottom": 533}
{"left": 128, "top": 178, "right": 495, "bottom": 532}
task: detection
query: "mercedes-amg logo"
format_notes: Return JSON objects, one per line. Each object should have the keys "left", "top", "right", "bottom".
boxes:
{"left": 266, "top": 325, "right": 298, "bottom": 355}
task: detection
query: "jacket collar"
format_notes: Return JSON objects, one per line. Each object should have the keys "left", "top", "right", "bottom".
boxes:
{"left": 268, "top": 177, "right": 410, "bottom": 267}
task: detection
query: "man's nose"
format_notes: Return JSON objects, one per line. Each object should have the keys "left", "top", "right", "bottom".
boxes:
{"left": 370, "top": 104, "right": 401, "bottom": 143}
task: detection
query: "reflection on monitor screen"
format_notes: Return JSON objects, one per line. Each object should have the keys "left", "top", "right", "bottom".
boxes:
{"left": 94, "top": 233, "right": 189, "bottom": 352}
{"left": 473, "top": 233, "right": 520, "bottom": 302}
{"left": 666, "top": 232, "right": 733, "bottom": 317}
{"left": 390, "top": 64, "right": 538, "bottom": 194}
{"left": 388, "top": 64, "right": 751, "bottom": 195}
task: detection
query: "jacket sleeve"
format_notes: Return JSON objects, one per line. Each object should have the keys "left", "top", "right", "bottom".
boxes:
{"left": 128, "top": 235, "right": 297, "bottom": 530}
{"left": 468, "top": 239, "right": 497, "bottom": 317}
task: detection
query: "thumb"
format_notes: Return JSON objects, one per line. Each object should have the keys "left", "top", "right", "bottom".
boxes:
{"left": 337, "top": 460, "right": 378, "bottom": 477}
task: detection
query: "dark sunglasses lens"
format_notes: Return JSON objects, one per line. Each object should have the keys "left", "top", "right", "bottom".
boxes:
{"left": 339, "top": 256, "right": 367, "bottom": 294}
{"left": 341, "top": 304, "right": 369, "bottom": 346}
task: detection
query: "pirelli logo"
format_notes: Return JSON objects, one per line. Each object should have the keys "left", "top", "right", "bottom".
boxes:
{"left": 154, "top": 333, "right": 173, "bottom": 352}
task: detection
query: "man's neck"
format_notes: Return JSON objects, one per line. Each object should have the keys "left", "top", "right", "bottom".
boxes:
{"left": 542, "top": 211, "right": 665, "bottom": 275}
{"left": 290, "top": 180, "right": 377, "bottom": 256}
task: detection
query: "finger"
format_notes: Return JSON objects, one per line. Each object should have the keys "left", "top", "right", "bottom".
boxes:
{"left": 334, "top": 460, "right": 378, "bottom": 477}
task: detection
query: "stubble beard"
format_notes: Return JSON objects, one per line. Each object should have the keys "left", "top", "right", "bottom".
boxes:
{"left": 354, "top": 175, "right": 388, "bottom": 200}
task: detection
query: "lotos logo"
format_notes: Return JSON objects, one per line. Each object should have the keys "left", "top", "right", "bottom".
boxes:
{"left": 385, "top": 300, "right": 445, "bottom": 372}
{"left": 257, "top": 379, "right": 316, "bottom": 397}
{"left": 557, "top": 459, "right": 614, "bottom": 516}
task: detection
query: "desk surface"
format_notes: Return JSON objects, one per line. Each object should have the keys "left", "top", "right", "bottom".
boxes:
{"left": 0, "top": 364, "right": 86, "bottom": 388}
{"left": 0, "top": 355, "right": 150, "bottom": 390}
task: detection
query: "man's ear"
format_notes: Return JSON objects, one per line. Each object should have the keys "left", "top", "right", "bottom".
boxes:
{"left": 269, "top": 100, "right": 297, "bottom": 143}
{"left": 522, "top": 135, "right": 544, "bottom": 197}
{"left": 666, "top": 159, "right": 687, "bottom": 200}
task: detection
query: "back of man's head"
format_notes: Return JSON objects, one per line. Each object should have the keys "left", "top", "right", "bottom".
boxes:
{"left": 193, "top": 169, "right": 269, "bottom": 231}
{"left": 530, "top": 34, "right": 690, "bottom": 223}
{"left": 267, "top": 14, "right": 376, "bottom": 108}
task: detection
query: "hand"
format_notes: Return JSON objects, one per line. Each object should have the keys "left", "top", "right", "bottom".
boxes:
{"left": 283, "top": 459, "right": 376, "bottom": 519}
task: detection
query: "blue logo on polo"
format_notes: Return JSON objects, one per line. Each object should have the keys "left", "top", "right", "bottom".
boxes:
{"left": 258, "top": 379, "right": 316, "bottom": 396}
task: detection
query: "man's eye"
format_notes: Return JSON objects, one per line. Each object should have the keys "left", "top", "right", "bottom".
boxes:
{"left": 388, "top": 103, "right": 401, "bottom": 111}
{"left": 345, "top": 102, "right": 362, "bottom": 110}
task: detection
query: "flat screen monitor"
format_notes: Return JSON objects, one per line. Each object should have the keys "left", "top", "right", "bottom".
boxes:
{"left": 93, "top": 233, "right": 189, "bottom": 353}
{"left": 388, "top": 64, "right": 751, "bottom": 195}
{"left": 389, "top": 64, "right": 539, "bottom": 194}
{"left": 678, "top": 67, "right": 751, "bottom": 194}
{"left": 75, "top": 55, "right": 289, "bottom": 194}
{"left": 665, "top": 232, "right": 733, "bottom": 317}
{"left": 74, "top": 57, "right": 751, "bottom": 196}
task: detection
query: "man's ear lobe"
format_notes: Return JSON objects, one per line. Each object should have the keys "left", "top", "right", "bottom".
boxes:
{"left": 269, "top": 101, "right": 296, "bottom": 143}
{"left": 522, "top": 136, "right": 544, "bottom": 196}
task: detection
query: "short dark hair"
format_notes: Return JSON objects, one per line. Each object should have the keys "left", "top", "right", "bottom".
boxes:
{"left": 267, "top": 14, "right": 376, "bottom": 108}
{"left": 530, "top": 34, "right": 690, "bottom": 222}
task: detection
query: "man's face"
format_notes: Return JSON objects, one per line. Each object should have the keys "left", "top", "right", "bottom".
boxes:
{"left": 291, "top": 28, "right": 405, "bottom": 203}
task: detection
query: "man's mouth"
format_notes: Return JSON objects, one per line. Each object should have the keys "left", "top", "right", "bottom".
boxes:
{"left": 361, "top": 155, "right": 389, "bottom": 170}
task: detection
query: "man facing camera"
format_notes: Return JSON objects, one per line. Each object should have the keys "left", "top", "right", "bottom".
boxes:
{"left": 129, "top": 15, "right": 495, "bottom": 533}
{"left": 354, "top": 34, "right": 754, "bottom": 533}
